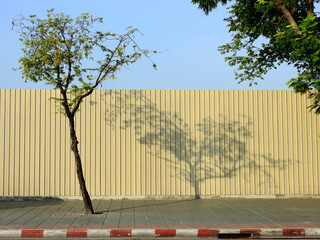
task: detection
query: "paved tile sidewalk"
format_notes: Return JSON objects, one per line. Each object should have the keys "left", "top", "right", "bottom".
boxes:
{"left": 1, "top": 198, "right": 320, "bottom": 230}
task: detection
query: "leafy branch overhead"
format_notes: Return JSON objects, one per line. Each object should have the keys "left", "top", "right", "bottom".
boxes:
{"left": 13, "top": 9, "right": 157, "bottom": 116}
{"left": 192, "top": 0, "right": 320, "bottom": 114}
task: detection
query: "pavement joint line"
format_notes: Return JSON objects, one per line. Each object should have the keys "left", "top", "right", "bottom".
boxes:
{"left": 0, "top": 228, "right": 320, "bottom": 238}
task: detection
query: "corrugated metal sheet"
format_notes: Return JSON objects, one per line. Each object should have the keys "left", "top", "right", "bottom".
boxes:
{"left": 0, "top": 89, "right": 319, "bottom": 197}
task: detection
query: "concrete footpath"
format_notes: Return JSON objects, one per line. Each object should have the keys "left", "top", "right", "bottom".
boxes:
{"left": 1, "top": 198, "right": 320, "bottom": 238}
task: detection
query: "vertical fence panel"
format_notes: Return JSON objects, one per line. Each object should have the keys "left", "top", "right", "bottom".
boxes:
{"left": 9, "top": 90, "right": 15, "bottom": 196}
{"left": 19, "top": 90, "right": 26, "bottom": 196}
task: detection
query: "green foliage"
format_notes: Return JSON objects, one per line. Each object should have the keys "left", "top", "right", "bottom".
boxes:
{"left": 192, "top": 0, "right": 320, "bottom": 114}
{"left": 13, "top": 9, "right": 156, "bottom": 116}
{"left": 191, "top": 0, "right": 230, "bottom": 15}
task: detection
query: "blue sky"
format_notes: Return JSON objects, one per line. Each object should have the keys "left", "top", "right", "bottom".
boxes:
{"left": 1, "top": 0, "right": 298, "bottom": 90}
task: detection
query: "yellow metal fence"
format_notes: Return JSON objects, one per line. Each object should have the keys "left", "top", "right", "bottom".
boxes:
{"left": 0, "top": 89, "right": 319, "bottom": 197}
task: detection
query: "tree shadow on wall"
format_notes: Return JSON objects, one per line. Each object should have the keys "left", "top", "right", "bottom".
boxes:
{"left": 103, "top": 90, "right": 287, "bottom": 198}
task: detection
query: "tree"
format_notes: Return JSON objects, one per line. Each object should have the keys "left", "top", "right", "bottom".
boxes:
{"left": 192, "top": 0, "right": 320, "bottom": 114}
{"left": 13, "top": 9, "right": 156, "bottom": 214}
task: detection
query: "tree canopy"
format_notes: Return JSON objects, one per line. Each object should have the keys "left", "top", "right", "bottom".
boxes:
{"left": 13, "top": 9, "right": 156, "bottom": 116}
{"left": 13, "top": 9, "right": 156, "bottom": 214}
{"left": 192, "top": 0, "right": 320, "bottom": 113}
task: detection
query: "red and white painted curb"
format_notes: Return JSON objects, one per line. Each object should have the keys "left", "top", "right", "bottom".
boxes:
{"left": 0, "top": 228, "right": 320, "bottom": 238}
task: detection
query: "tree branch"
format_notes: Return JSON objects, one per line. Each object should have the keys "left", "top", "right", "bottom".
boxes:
{"left": 275, "top": 0, "right": 302, "bottom": 35}
{"left": 95, "top": 38, "right": 124, "bottom": 83}
{"left": 305, "top": 0, "right": 314, "bottom": 16}
{"left": 256, "top": 13, "right": 266, "bottom": 27}
{"left": 70, "top": 37, "right": 126, "bottom": 115}
{"left": 58, "top": 26, "right": 73, "bottom": 89}
{"left": 56, "top": 66, "right": 72, "bottom": 117}
{"left": 65, "top": 56, "right": 72, "bottom": 89}
{"left": 127, "top": 32, "right": 156, "bottom": 66}
{"left": 71, "top": 89, "right": 94, "bottom": 115}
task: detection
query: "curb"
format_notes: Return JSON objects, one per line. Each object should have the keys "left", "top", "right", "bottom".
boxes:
{"left": 0, "top": 228, "right": 320, "bottom": 238}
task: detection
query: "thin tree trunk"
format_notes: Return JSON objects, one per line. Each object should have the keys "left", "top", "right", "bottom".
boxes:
{"left": 68, "top": 116, "right": 94, "bottom": 214}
